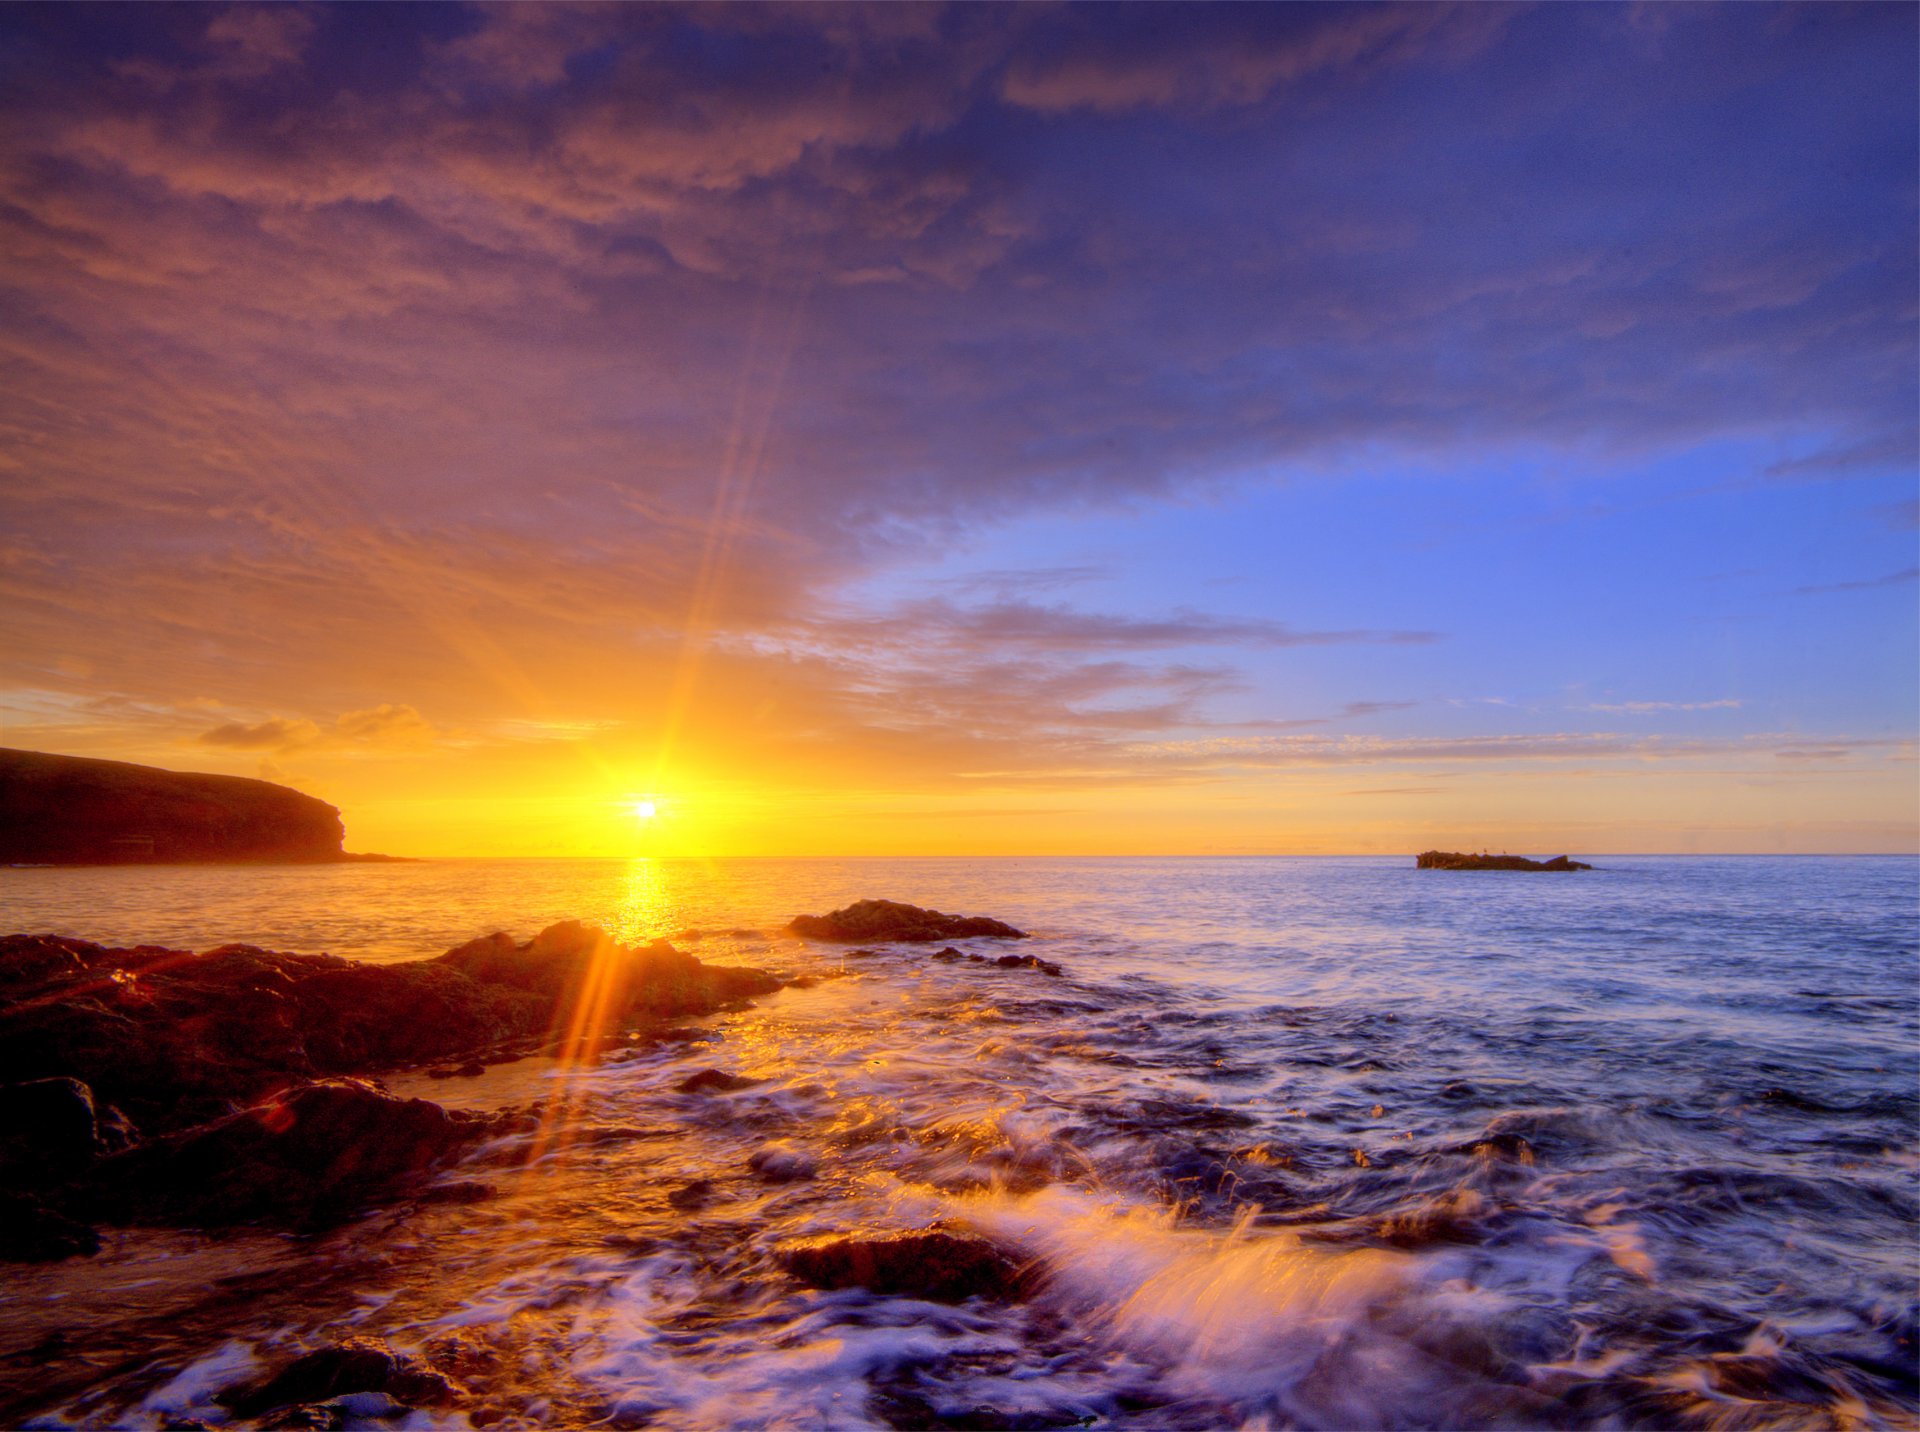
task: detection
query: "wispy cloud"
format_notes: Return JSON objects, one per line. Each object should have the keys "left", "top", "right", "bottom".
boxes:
{"left": 1581, "top": 699, "right": 1743, "bottom": 714}
{"left": 1793, "top": 568, "right": 1919, "bottom": 596}
{"left": 197, "top": 704, "right": 439, "bottom": 755}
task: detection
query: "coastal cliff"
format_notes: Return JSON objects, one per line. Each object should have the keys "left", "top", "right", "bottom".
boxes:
{"left": 0, "top": 747, "right": 357, "bottom": 864}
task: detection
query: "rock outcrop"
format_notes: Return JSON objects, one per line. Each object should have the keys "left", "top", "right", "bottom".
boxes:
{"left": 1416, "top": 851, "right": 1592, "bottom": 872}
{"left": 787, "top": 899, "right": 1026, "bottom": 943}
{"left": 218, "top": 1337, "right": 456, "bottom": 1420}
{"left": 0, "top": 747, "right": 361, "bottom": 864}
{"left": 0, "top": 923, "right": 781, "bottom": 1249}
{"left": 779, "top": 1229, "right": 1025, "bottom": 1302}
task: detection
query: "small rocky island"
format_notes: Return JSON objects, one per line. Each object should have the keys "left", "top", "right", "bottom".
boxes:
{"left": 1417, "top": 850, "right": 1592, "bottom": 871}
{"left": 0, "top": 746, "right": 390, "bottom": 864}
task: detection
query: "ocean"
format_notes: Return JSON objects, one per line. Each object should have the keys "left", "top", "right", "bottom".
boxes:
{"left": 2, "top": 856, "right": 1915, "bottom": 1429}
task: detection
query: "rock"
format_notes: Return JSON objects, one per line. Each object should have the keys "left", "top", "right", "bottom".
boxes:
{"left": 0, "top": 746, "right": 360, "bottom": 864}
{"left": 1415, "top": 850, "right": 1592, "bottom": 871}
{"left": 780, "top": 1230, "right": 1024, "bottom": 1303}
{"left": 993, "top": 953, "right": 1063, "bottom": 977}
{"left": 0, "top": 1077, "right": 102, "bottom": 1182}
{"left": 84, "top": 1079, "right": 495, "bottom": 1228}
{"left": 220, "top": 1337, "right": 454, "bottom": 1419}
{"left": 666, "top": 1178, "right": 717, "bottom": 1210}
{"left": 436, "top": 923, "right": 781, "bottom": 1025}
{"left": 0, "top": 927, "right": 780, "bottom": 1137}
{"left": 676, "top": 1069, "right": 762, "bottom": 1094}
{"left": 931, "top": 947, "right": 964, "bottom": 962}
{"left": 786, "top": 900, "right": 1026, "bottom": 943}
{"left": 747, "top": 1141, "right": 816, "bottom": 1183}
{"left": 0, "top": 1190, "right": 101, "bottom": 1262}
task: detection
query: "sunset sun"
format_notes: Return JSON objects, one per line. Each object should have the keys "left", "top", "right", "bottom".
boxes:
{"left": 632, "top": 799, "right": 658, "bottom": 821}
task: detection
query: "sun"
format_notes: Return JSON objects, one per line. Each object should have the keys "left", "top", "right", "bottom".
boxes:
{"left": 632, "top": 799, "right": 657, "bottom": 821}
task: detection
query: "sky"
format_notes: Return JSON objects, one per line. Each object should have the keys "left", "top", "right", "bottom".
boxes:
{"left": 0, "top": 1, "right": 1914, "bottom": 857}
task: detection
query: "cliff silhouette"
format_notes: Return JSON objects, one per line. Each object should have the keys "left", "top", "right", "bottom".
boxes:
{"left": 0, "top": 748, "right": 385, "bottom": 864}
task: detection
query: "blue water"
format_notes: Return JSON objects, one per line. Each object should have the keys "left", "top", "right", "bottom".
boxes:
{"left": 1, "top": 856, "right": 1915, "bottom": 1428}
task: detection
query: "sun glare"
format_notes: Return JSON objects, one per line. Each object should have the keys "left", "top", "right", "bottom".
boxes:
{"left": 632, "top": 799, "right": 658, "bottom": 821}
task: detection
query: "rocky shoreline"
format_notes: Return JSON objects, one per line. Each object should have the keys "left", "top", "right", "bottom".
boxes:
{"left": 0, "top": 899, "right": 1043, "bottom": 1260}
{"left": 0, "top": 922, "right": 783, "bottom": 1257}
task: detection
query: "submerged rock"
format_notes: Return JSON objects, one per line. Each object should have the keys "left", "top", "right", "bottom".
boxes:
{"left": 220, "top": 1337, "right": 455, "bottom": 1419}
{"left": 1416, "top": 851, "right": 1592, "bottom": 871}
{"left": 994, "top": 953, "right": 1064, "bottom": 977}
{"left": 787, "top": 900, "right": 1026, "bottom": 943}
{"left": 780, "top": 1229, "right": 1025, "bottom": 1303}
{"left": 747, "top": 1140, "right": 816, "bottom": 1183}
{"left": 676, "top": 1068, "right": 762, "bottom": 1094}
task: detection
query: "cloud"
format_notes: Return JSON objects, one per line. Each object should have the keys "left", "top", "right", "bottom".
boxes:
{"left": 835, "top": 600, "right": 1439, "bottom": 653}
{"left": 196, "top": 704, "right": 437, "bottom": 753}
{"left": 1793, "top": 568, "right": 1919, "bottom": 596}
{"left": 0, "top": 3, "right": 1909, "bottom": 825}
{"left": 197, "top": 716, "right": 322, "bottom": 751}
{"left": 1582, "top": 699, "right": 1743, "bottom": 714}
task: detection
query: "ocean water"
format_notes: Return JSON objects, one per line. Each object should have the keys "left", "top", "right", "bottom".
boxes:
{"left": 1, "top": 856, "right": 1915, "bottom": 1429}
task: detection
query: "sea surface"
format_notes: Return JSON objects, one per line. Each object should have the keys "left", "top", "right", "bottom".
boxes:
{"left": 1, "top": 856, "right": 1915, "bottom": 1430}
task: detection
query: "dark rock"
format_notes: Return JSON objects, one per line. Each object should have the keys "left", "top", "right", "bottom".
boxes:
{"left": 0, "top": 1076, "right": 102, "bottom": 1181}
{"left": 83, "top": 1079, "right": 495, "bottom": 1228}
{"left": 0, "top": 1190, "right": 100, "bottom": 1261}
{"left": 435, "top": 923, "right": 781, "bottom": 1025}
{"left": 992, "top": 954, "right": 1063, "bottom": 977}
{"left": 0, "top": 926, "right": 779, "bottom": 1137}
{"left": 220, "top": 1337, "right": 454, "bottom": 1419}
{"left": 780, "top": 1230, "right": 1024, "bottom": 1303}
{"left": 676, "top": 1068, "right": 762, "bottom": 1094}
{"left": 931, "top": 947, "right": 964, "bottom": 962}
{"left": 667, "top": 1178, "right": 717, "bottom": 1210}
{"left": 1416, "top": 850, "right": 1592, "bottom": 872}
{"left": 786, "top": 900, "right": 1026, "bottom": 944}
{"left": 0, "top": 746, "right": 358, "bottom": 864}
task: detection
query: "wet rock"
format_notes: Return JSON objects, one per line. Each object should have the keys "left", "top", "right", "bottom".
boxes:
{"left": 85, "top": 1079, "right": 495, "bottom": 1228}
{"left": 931, "top": 947, "right": 964, "bottom": 962}
{"left": 787, "top": 900, "right": 1026, "bottom": 943}
{"left": 993, "top": 953, "right": 1063, "bottom": 977}
{"left": 0, "top": 927, "right": 779, "bottom": 1140}
{"left": 436, "top": 923, "right": 781, "bottom": 1024}
{"left": 747, "top": 1140, "right": 816, "bottom": 1183}
{"left": 0, "top": 1076, "right": 102, "bottom": 1181}
{"left": 1416, "top": 850, "right": 1592, "bottom": 871}
{"left": 220, "top": 1337, "right": 454, "bottom": 1419}
{"left": 780, "top": 1230, "right": 1024, "bottom": 1303}
{"left": 667, "top": 1178, "right": 718, "bottom": 1210}
{"left": 676, "top": 1068, "right": 762, "bottom": 1094}
{"left": 0, "top": 1189, "right": 101, "bottom": 1261}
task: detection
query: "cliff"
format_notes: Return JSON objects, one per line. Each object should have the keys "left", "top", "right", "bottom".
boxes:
{"left": 0, "top": 748, "right": 357, "bottom": 864}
